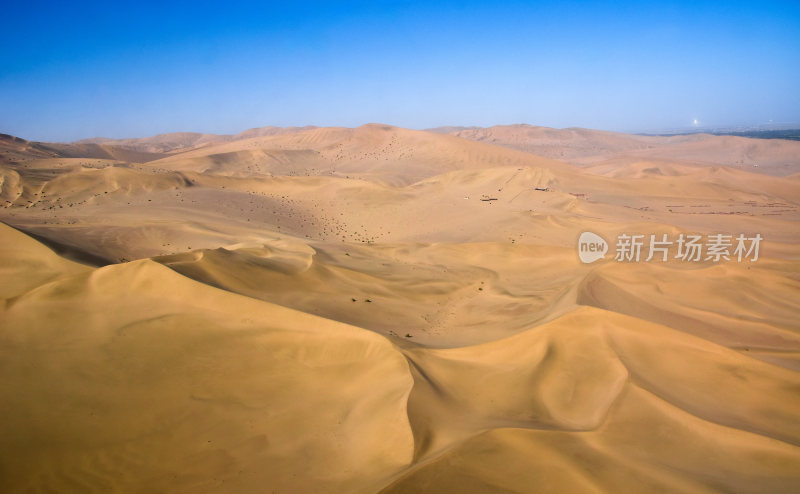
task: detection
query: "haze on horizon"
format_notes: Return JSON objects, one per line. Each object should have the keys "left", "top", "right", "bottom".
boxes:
{"left": 1, "top": 0, "right": 799, "bottom": 142}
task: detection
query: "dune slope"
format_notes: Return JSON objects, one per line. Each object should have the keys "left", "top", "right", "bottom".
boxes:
{"left": 2, "top": 224, "right": 799, "bottom": 492}
{"left": 0, "top": 124, "right": 799, "bottom": 492}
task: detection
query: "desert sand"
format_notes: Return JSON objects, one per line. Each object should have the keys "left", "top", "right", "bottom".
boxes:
{"left": 1, "top": 124, "right": 799, "bottom": 492}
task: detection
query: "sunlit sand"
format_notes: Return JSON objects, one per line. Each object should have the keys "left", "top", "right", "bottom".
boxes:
{"left": 1, "top": 125, "right": 799, "bottom": 492}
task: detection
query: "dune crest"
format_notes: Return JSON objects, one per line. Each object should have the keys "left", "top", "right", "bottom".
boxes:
{"left": 1, "top": 123, "right": 799, "bottom": 492}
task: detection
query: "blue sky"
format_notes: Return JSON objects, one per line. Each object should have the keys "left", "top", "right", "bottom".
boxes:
{"left": 1, "top": 0, "right": 798, "bottom": 141}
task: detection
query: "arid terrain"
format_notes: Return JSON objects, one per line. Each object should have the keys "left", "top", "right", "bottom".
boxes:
{"left": 1, "top": 124, "right": 799, "bottom": 493}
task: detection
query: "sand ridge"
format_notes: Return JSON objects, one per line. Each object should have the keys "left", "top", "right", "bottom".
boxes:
{"left": 0, "top": 124, "right": 799, "bottom": 492}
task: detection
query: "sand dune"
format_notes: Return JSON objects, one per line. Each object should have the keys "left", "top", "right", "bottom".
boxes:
{"left": 0, "top": 133, "right": 164, "bottom": 165}
{"left": 0, "top": 124, "right": 799, "bottom": 492}
{"left": 142, "top": 124, "right": 574, "bottom": 185}
{"left": 437, "top": 124, "right": 800, "bottom": 176}
{"left": 0, "top": 228, "right": 415, "bottom": 492}
{"left": 75, "top": 126, "right": 318, "bottom": 154}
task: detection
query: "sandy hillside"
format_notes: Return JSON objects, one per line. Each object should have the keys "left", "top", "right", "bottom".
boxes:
{"left": 436, "top": 124, "right": 800, "bottom": 176}
{"left": 74, "top": 126, "right": 318, "bottom": 154}
{"left": 0, "top": 124, "right": 799, "bottom": 492}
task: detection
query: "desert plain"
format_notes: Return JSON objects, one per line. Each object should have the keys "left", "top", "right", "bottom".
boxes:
{"left": 0, "top": 124, "right": 799, "bottom": 492}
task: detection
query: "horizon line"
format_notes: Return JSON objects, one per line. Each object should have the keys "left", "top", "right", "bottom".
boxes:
{"left": 6, "top": 120, "right": 800, "bottom": 144}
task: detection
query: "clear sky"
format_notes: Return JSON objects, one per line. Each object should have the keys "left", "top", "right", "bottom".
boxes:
{"left": 1, "top": 0, "right": 798, "bottom": 141}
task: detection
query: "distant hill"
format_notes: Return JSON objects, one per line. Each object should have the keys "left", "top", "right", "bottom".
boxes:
{"left": 646, "top": 129, "right": 800, "bottom": 141}
{"left": 432, "top": 124, "right": 800, "bottom": 175}
{"left": 74, "top": 126, "right": 319, "bottom": 154}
